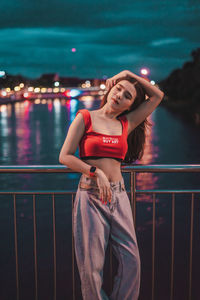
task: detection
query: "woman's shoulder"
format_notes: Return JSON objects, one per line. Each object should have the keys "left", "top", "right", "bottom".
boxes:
{"left": 75, "top": 109, "right": 91, "bottom": 130}
{"left": 76, "top": 108, "right": 89, "bottom": 115}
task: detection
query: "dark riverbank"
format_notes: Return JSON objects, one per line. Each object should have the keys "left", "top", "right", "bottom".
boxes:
{"left": 160, "top": 97, "right": 200, "bottom": 126}
{"left": 158, "top": 47, "right": 200, "bottom": 126}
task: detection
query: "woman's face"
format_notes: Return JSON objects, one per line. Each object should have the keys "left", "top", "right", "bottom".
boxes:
{"left": 107, "top": 80, "right": 137, "bottom": 112}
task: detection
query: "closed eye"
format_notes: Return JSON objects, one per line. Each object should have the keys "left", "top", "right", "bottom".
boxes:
{"left": 117, "top": 85, "right": 132, "bottom": 99}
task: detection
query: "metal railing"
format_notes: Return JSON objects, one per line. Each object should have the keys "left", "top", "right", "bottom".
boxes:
{"left": 0, "top": 164, "right": 199, "bottom": 300}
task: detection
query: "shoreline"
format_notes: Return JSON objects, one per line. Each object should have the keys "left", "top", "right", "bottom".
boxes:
{"left": 160, "top": 98, "right": 200, "bottom": 126}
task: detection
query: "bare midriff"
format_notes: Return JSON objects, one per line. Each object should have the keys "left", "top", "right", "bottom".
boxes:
{"left": 82, "top": 157, "right": 123, "bottom": 182}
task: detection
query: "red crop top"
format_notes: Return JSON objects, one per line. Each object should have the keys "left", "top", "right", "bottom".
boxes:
{"left": 75, "top": 109, "right": 128, "bottom": 162}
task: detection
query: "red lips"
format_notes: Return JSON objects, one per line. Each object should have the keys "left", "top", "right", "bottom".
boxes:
{"left": 112, "top": 98, "right": 119, "bottom": 104}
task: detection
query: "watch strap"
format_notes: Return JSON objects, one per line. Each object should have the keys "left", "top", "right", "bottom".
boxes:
{"left": 89, "top": 166, "right": 97, "bottom": 177}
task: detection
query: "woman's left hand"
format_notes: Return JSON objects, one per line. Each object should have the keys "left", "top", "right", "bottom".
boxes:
{"left": 106, "top": 70, "right": 129, "bottom": 90}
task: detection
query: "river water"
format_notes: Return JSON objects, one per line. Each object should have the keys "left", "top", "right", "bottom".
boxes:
{"left": 0, "top": 98, "right": 199, "bottom": 300}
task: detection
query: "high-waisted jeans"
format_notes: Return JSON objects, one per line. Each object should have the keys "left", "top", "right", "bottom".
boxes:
{"left": 73, "top": 174, "right": 141, "bottom": 300}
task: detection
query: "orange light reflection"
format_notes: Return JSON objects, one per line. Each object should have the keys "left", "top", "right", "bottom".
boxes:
{"left": 135, "top": 114, "right": 159, "bottom": 203}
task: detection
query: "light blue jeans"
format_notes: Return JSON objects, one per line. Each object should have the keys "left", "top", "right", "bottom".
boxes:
{"left": 73, "top": 174, "right": 141, "bottom": 300}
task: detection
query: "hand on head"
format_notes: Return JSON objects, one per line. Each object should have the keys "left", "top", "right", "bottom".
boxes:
{"left": 106, "top": 70, "right": 128, "bottom": 91}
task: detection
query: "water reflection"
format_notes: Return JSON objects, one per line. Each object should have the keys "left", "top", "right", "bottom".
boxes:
{"left": 0, "top": 97, "right": 199, "bottom": 189}
{"left": 47, "top": 99, "right": 53, "bottom": 112}
{"left": 134, "top": 112, "right": 159, "bottom": 203}
{"left": 54, "top": 98, "right": 62, "bottom": 142}
{"left": 0, "top": 105, "right": 9, "bottom": 161}
{"left": 80, "top": 96, "right": 95, "bottom": 110}
{"left": 14, "top": 101, "right": 32, "bottom": 164}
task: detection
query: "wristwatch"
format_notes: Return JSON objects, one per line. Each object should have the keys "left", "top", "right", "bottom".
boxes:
{"left": 89, "top": 166, "right": 97, "bottom": 177}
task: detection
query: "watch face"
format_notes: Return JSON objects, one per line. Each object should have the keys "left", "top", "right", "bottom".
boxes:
{"left": 90, "top": 166, "right": 96, "bottom": 172}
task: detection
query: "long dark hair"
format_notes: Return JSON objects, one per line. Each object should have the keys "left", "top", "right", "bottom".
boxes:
{"left": 99, "top": 75, "right": 152, "bottom": 164}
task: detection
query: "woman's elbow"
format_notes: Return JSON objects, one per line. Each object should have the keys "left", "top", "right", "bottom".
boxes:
{"left": 59, "top": 155, "right": 63, "bottom": 164}
{"left": 59, "top": 153, "right": 66, "bottom": 164}
{"left": 59, "top": 153, "right": 72, "bottom": 164}
{"left": 160, "top": 91, "right": 165, "bottom": 99}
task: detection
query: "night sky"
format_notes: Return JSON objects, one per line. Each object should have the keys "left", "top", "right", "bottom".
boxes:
{"left": 0, "top": 0, "right": 199, "bottom": 80}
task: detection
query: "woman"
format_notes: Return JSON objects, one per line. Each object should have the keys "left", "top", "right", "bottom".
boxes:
{"left": 59, "top": 70, "right": 164, "bottom": 300}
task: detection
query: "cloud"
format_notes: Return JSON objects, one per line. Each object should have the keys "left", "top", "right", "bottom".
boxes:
{"left": 0, "top": 0, "right": 199, "bottom": 80}
{"left": 0, "top": 0, "right": 197, "bottom": 30}
{"left": 150, "top": 38, "right": 184, "bottom": 47}
{"left": 0, "top": 0, "right": 126, "bottom": 30}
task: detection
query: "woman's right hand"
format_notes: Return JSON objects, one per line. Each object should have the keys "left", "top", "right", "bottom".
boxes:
{"left": 106, "top": 70, "right": 129, "bottom": 90}
{"left": 95, "top": 168, "right": 112, "bottom": 205}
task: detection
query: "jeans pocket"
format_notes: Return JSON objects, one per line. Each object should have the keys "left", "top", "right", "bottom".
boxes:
{"left": 79, "top": 183, "right": 99, "bottom": 194}
{"left": 79, "top": 186, "right": 94, "bottom": 192}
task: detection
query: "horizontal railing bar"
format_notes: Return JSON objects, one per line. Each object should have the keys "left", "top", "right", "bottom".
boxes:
{"left": 135, "top": 190, "right": 200, "bottom": 194}
{"left": 0, "top": 190, "right": 200, "bottom": 195}
{"left": 0, "top": 164, "right": 200, "bottom": 173}
{"left": 122, "top": 164, "right": 200, "bottom": 172}
{"left": 0, "top": 191, "right": 76, "bottom": 194}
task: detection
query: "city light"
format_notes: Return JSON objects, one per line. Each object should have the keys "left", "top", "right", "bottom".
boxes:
{"left": 0, "top": 71, "right": 5, "bottom": 77}
{"left": 19, "top": 83, "right": 24, "bottom": 88}
{"left": 64, "top": 89, "right": 81, "bottom": 98}
{"left": 23, "top": 92, "right": 29, "bottom": 98}
{"left": 41, "top": 88, "right": 47, "bottom": 93}
{"left": 100, "top": 84, "right": 106, "bottom": 90}
{"left": 98, "top": 90, "right": 104, "bottom": 95}
{"left": 1, "top": 91, "right": 7, "bottom": 97}
{"left": 34, "top": 87, "right": 40, "bottom": 93}
{"left": 140, "top": 68, "right": 150, "bottom": 76}
{"left": 69, "top": 89, "right": 81, "bottom": 97}
{"left": 14, "top": 86, "right": 20, "bottom": 91}
{"left": 53, "top": 88, "right": 59, "bottom": 93}
{"left": 54, "top": 81, "right": 60, "bottom": 87}
{"left": 150, "top": 80, "right": 155, "bottom": 85}
{"left": 85, "top": 80, "right": 91, "bottom": 88}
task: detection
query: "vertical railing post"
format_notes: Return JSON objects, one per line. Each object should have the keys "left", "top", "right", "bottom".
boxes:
{"left": 170, "top": 193, "right": 175, "bottom": 300}
{"left": 33, "top": 194, "right": 38, "bottom": 300}
{"left": 152, "top": 193, "right": 156, "bottom": 300}
{"left": 52, "top": 193, "right": 57, "bottom": 300}
{"left": 130, "top": 170, "right": 137, "bottom": 227}
{"left": 188, "top": 193, "right": 194, "bottom": 300}
{"left": 13, "top": 193, "right": 19, "bottom": 300}
{"left": 109, "top": 243, "right": 113, "bottom": 294}
{"left": 72, "top": 193, "right": 76, "bottom": 300}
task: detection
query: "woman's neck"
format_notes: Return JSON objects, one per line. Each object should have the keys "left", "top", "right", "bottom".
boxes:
{"left": 98, "top": 104, "right": 122, "bottom": 119}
